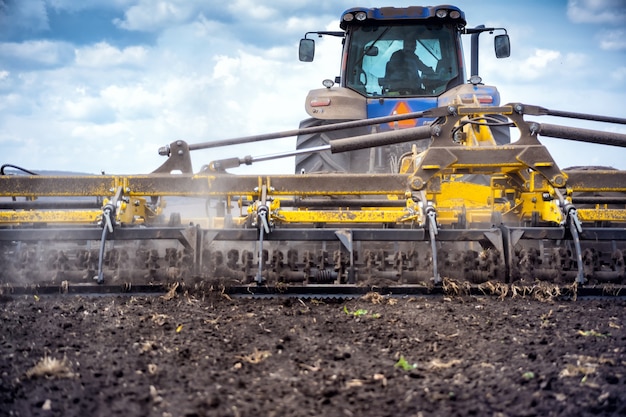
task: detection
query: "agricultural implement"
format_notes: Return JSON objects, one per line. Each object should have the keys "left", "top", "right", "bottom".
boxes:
{"left": 1, "top": 101, "right": 626, "bottom": 296}
{"left": 2, "top": 5, "right": 626, "bottom": 297}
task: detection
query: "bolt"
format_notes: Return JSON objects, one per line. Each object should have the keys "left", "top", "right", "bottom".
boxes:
{"left": 529, "top": 123, "right": 540, "bottom": 136}
{"left": 410, "top": 177, "right": 424, "bottom": 190}
{"left": 176, "top": 140, "right": 182, "bottom": 146}
{"left": 553, "top": 176, "right": 565, "bottom": 187}
{"left": 177, "top": 150, "right": 184, "bottom": 155}
{"left": 514, "top": 104, "right": 524, "bottom": 114}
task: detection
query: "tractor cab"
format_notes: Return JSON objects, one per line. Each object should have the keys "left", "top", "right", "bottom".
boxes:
{"left": 299, "top": 5, "right": 509, "bottom": 122}
{"left": 296, "top": 5, "right": 510, "bottom": 173}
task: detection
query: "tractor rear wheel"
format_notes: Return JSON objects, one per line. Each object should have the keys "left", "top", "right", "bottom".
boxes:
{"left": 295, "top": 118, "right": 417, "bottom": 174}
{"left": 295, "top": 118, "right": 369, "bottom": 173}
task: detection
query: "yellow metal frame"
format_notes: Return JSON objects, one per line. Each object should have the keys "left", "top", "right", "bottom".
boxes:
{"left": 2, "top": 104, "right": 625, "bottom": 230}
{"left": 0, "top": 210, "right": 101, "bottom": 224}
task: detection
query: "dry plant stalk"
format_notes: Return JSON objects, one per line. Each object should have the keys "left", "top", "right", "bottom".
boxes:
{"left": 298, "top": 361, "right": 321, "bottom": 372}
{"left": 26, "top": 356, "right": 76, "bottom": 379}
{"left": 442, "top": 277, "right": 470, "bottom": 296}
{"left": 478, "top": 280, "right": 507, "bottom": 299}
{"left": 429, "top": 358, "right": 462, "bottom": 369}
{"left": 235, "top": 348, "right": 271, "bottom": 364}
{"left": 362, "top": 292, "right": 397, "bottom": 305}
{"left": 362, "top": 292, "right": 383, "bottom": 304}
{"left": 442, "top": 277, "right": 459, "bottom": 295}
{"left": 160, "top": 282, "right": 179, "bottom": 300}
{"left": 150, "top": 313, "right": 169, "bottom": 326}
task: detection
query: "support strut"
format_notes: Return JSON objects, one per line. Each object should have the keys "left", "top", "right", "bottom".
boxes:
{"left": 425, "top": 205, "right": 441, "bottom": 285}
{"left": 566, "top": 207, "right": 585, "bottom": 284}
{"left": 555, "top": 189, "right": 586, "bottom": 284}
{"left": 255, "top": 185, "right": 270, "bottom": 284}
{"left": 95, "top": 187, "right": 122, "bottom": 284}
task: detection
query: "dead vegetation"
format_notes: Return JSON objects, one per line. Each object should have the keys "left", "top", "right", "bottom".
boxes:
{"left": 160, "top": 282, "right": 179, "bottom": 301}
{"left": 429, "top": 358, "right": 463, "bottom": 369}
{"left": 475, "top": 280, "right": 573, "bottom": 301}
{"left": 442, "top": 277, "right": 471, "bottom": 296}
{"left": 362, "top": 291, "right": 397, "bottom": 305}
{"left": 25, "top": 356, "right": 76, "bottom": 379}
{"left": 235, "top": 348, "right": 272, "bottom": 364}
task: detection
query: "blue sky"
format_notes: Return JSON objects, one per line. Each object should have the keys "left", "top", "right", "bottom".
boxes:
{"left": 0, "top": 0, "right": 625, "bottom": 175}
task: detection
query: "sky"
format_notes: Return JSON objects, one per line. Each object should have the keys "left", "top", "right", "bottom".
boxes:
{"left": 0, "top": 0, "right": 625, "bottom": 175}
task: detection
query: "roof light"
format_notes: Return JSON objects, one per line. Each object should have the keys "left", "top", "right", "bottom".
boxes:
{"left": 322, "top": 79, "right": 335, "bottom": 88}
{"left": 355, "top": 11, "right": 367, "bottom": 21}
{"left": 436, "top": 9, "right": 448, "bottom": 18}
{"left": 449, "top": 10, "right": 461, "bottom": 19}
{"left": 343, "top": 13, "right": 354, "bottom": 22}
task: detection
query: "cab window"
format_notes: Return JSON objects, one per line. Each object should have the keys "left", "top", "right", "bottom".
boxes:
{"left": 345, "top": 25, "right": 460, "bottom": 97}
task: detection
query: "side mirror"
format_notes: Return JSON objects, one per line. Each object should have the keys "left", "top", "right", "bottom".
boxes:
{"left": 299, "top": 38, "right": 315, "bottom": 62}
{"left": 364, "top": 45, "right": 379, "bottom": 57}
{"left": 494, "top": 34, "right": 510, "bottom": 58}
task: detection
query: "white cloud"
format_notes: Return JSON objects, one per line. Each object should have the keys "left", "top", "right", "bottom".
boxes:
{"left": 612, "top": 67, "right": 626, "bottom": 82}
{"left": 102, "top": 84, "right": 163, "bottom": 119}
{"left": 488, "top": 49, "right": 561, "bottom": 82}
{"left": 567, "top": 0, "right": 626, "bottom": 24}
{"left": 0, "top": 40, "right": 74, "bottom": 67}
{"left": 0, "top": 93, "right": 22, "bottom": 113}
{"left": 62, "top": 96, "right": 114, "bottom": 122}
{"left": 75, "top": 42, "right": 148, "bottom": 67}
{"left": 526, "top": 49, "right": 561, "bottom": 71}
{"left": 226, "top": 0, "right": 277, "bottom": 20}
{"left": 0, "top": 0, "right": 49, "bottom": 36}
{"left": 46, "top": 0, "right": 135, "bottom": 12}
{"left": 114, "top": 0, "right": 203, "bottom": 32}
{"left": 598, "top": 29, "right": 626, "bottom": 50}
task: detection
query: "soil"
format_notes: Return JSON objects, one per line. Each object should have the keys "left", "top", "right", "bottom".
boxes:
{"left": 1, "top": 292, "right": 625, "bottom": 417}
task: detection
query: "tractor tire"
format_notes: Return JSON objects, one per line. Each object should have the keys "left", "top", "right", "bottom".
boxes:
{"left": 295, "top": 118, "right": 370, "bottom": 174}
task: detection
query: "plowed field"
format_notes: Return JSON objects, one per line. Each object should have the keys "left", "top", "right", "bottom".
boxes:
{"left": 1, "top": 292, "right": 625, "bottom": 416}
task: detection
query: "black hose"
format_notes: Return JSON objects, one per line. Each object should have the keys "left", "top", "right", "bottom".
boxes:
{"left": 0, "top": 164, "right": 38, "bottom": 175}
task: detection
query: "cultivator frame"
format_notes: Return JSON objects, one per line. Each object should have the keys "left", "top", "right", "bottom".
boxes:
{"left": 2, "top": 103, "right": 626, "bottom": 295}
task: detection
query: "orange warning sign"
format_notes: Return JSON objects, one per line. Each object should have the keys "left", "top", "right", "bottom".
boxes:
{"left": 387, "top": 101, "right": 416, "bottom": 128}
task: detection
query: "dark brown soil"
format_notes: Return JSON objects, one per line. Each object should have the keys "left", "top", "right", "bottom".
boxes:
{"left": 1, "top": 292, "right": 625, "bottom": 417}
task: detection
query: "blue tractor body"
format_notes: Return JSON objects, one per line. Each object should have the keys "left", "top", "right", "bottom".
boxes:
{"left": 296, "top": 5, "right": 509, "bottom": 172}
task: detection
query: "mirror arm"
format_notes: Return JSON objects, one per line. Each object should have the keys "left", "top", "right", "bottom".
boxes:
{"left": 304, "top": 31, "right": 345, "bottom": 39}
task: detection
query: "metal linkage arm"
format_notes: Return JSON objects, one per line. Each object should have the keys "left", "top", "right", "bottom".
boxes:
{"left": 207, "top": 125, "right": 436, "bottom": 171}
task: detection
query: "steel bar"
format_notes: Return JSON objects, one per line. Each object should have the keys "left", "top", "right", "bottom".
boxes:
{"left": 187, "top": 110, "right": 429, "bottom": 151}
{"left": 536, "top": 123, "right": 626, "bottom": 148}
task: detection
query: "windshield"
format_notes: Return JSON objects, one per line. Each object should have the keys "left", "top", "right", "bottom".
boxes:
{"left": 345, "top": 24, "right": 461, "bottom": 97}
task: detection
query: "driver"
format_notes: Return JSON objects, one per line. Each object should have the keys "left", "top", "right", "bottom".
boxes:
{"left": 383, "top": 38, "right": 434, "bottom": 93}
